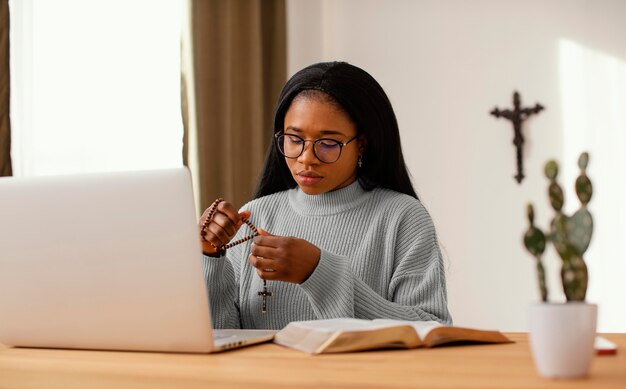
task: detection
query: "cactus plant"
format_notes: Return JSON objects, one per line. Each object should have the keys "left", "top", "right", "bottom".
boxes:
{"left": 523, "top": 152, "right": 593, "bottom": 302}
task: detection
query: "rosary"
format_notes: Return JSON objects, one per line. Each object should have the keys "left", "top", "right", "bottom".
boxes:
{"left": 200, "top": 198, "right": 272, "bottom": 313}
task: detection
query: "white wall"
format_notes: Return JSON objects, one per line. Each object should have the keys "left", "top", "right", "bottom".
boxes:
{"left": 287, "top": 0, "right": 626, "bottom": 331}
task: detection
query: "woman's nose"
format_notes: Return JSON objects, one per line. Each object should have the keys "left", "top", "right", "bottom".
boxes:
{"left": 297, "top": 141, "right": 318, "bottom": 164}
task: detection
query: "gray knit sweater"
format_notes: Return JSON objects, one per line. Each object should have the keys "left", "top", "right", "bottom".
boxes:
{"left": 202, "top": 181, "right": 452, "bottom": 329}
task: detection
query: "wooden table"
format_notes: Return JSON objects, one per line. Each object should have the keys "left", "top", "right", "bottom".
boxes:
{"left": 0, "top": 333, "right": 624, "bottom": 388}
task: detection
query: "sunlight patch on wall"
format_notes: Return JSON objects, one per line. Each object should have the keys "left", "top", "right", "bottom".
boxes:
{"left": 559, "top": 39, "right": 626, "bottom": 332}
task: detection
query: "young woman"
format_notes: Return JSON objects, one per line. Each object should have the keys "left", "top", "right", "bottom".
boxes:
{"left": 200, "top": 62, "right": 452, "bottom": 329}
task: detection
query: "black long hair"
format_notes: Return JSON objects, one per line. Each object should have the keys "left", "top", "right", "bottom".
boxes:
{"left": 253, "top": 61, "right": 418, "bottom": 200}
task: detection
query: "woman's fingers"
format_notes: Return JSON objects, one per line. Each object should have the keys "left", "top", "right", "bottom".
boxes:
{"left": 239, "top": 210, "right": 252, "bottom": 221}
{"left": 216, "top": 201, "right": 241, "bottom": 224}
{"left": 248, "top": 234, "right": 321, "bottom": 283}
{"left": 248, "top": 253, "right": 278, "bottom": 270}
{"left": 255, "top": 267, "right": 280, "bottom": 280}
{"left": 212, "top": 212, "right": 237, "bottom": 237}
{"left": 249, "top": 254, "right": 281, "bottom": 280}
{"left": 250, "top": 240, "right": 283, "bottom": 259}
{"left": 205, "top": 221, "right": 232, "bottom": 247}
{"left": 199, "top": 200, "right": 254, "bottom": 253}
{"left": 252, "top": 234, "right": 282, "bottom": 248}
{"left": 256, "top": 228, "right": 272, "bottom": 237}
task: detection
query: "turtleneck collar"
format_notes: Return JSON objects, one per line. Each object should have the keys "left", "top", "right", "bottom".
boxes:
{"left": 288, "top": 180, "right": 370, "bottom": 216}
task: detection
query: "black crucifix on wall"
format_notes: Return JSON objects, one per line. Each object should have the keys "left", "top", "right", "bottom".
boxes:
{"left": 490, "top": 91, "right": 544, "bottom": 184}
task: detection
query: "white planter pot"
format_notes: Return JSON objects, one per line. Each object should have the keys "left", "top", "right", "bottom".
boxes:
{"left": 528, "top": 302, "right": 597, "bottom": 379}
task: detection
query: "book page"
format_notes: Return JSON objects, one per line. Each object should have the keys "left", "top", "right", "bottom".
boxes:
{"left": 274, "top": 318, "right": 421, "bottom": 354}
{"left": 289, "top": 318, "right": 407, "bottom": 333}
{"left": 372, "top": 319, "right": 443, "bottom": 340}
{"left": 275, "top": 319, "right": 511, "bottom": 353}
{"left": 320, "top": 325, "right": 421, "bottom": 353}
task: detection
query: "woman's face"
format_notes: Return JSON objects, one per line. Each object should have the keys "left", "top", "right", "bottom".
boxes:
{"left": 282, "top": 96, "right": 362, "bottom": 195}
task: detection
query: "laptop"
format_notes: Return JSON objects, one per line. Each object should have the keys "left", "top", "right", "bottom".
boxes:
{"left": 0, "top": 168, "right": 276, "bottom": 353}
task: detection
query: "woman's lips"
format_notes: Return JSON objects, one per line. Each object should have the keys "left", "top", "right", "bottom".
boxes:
{"left": 296, "top": 171, "right": 323, "bottom": 186}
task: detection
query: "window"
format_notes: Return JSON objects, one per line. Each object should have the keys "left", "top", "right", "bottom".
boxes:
{"left": 9, "top": 0, "right": 184, "bottom": 176}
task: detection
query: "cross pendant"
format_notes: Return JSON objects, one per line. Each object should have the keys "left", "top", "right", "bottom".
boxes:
{"left": 257, "top": 280, "right": 272, "bottom": 313}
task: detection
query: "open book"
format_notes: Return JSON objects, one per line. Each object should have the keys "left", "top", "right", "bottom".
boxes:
{"left": 274, "top": 318, "right": 512, "bottom": 354}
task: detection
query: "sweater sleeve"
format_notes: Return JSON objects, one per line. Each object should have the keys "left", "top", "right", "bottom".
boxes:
{"left": 202, "top": 213, "right": 256, "bottom": 329}
{"left": 298, "top": 201, "right": 452, "bottom": 325}
{"left": 201, "top": 253, "right": 242, "bottom": 328}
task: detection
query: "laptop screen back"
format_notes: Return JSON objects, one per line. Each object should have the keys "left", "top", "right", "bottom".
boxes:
{"left": 0, "top": 168, "right": 214, "bottom": 352}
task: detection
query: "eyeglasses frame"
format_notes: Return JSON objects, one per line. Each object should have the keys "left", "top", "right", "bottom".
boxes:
{"left": 274, "top": 131, "right": 359, "bottom": 164}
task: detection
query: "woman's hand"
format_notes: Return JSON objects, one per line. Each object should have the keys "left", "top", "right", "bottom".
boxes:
{"left": 249, "top": 229, "right": 321, "bottom": 284}
{"left": 199, "top": 200, "right": 250, "bottom": 255}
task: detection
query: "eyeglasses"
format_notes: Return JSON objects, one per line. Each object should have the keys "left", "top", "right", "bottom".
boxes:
{"left": 274, "top": 132, "right": 358, "bottom": 164}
